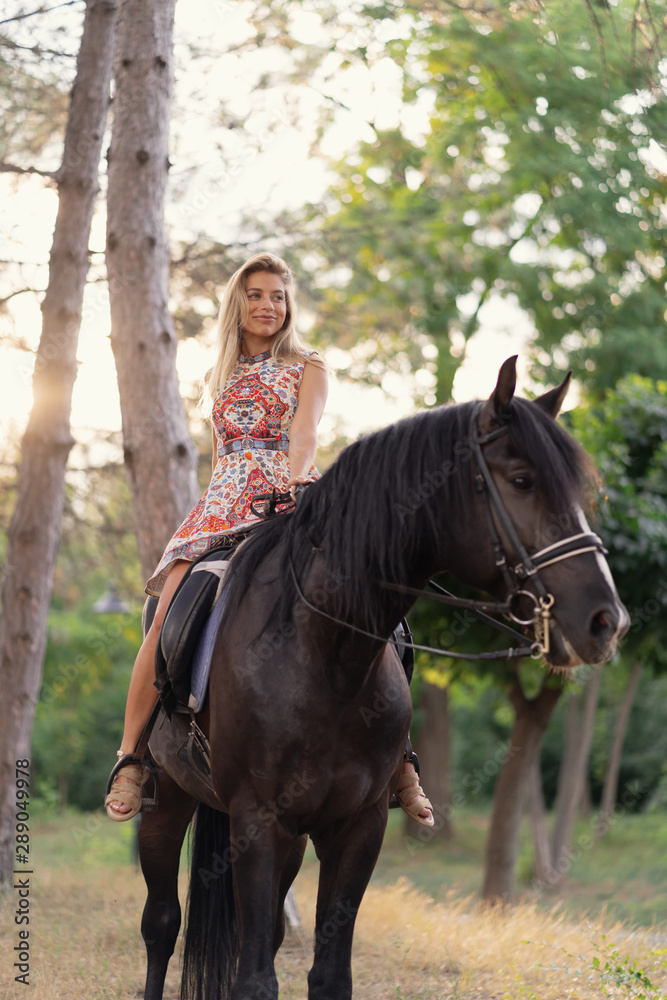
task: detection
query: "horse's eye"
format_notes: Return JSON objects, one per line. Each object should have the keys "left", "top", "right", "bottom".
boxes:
{"left": 510, "top": 474, "right": 534, "bottom": 492}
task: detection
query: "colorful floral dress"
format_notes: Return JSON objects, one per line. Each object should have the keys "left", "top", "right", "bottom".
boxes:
{"left": 146, "top": 350, "right": 316, "bottom": 595}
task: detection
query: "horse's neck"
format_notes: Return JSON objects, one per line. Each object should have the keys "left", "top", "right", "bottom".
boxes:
{"left": 308, "top": 551, "right": 429, "bottom": 643}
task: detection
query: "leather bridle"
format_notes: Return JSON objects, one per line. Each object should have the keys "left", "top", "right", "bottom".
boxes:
{"left": 467, "top": 401, "right": 607, "bottom": 655}
{"left": 254, "top": 404, "right": 608, "bottom": 662}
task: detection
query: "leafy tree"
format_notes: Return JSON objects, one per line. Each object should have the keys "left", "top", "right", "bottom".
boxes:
{"left": 0, "top": 0, "right": 117, "bottom": 884}
{"left": 289, "top": 0, "right": 666, "bottom": 399}
{"left": 33, "top": 607, "right": 141, "bottom": 811}
{"left": 0, "top": 2, "right": 81, "bottom": 331}
{"left": 570, "top": 376, "right": 667, "bottom": 829}
{"left": 21, "top": 454, "right": 144, "bottom": 810}
{"left": 0, "top": 2, "right": 75, "bottom": 168}
{"left": 540, "top": 664, "right": 667, "bottom": 812}
{"left": 570, "top": 376, "right": 667, "bottom": 661}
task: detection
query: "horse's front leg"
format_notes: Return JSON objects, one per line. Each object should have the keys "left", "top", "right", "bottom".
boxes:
{"left": 273, "top": 834, "right": 307, "bottom": 955}
{"left": 138, "top": 774, "right": 197, "bottom": 1000}
{"left": 308, "top": 802, "right": 388, "bottom": 1000}
{"left": 229, "top": 812, "right": 295, "bottom": 1000}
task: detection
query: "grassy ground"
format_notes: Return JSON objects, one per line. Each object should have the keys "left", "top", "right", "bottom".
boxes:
{"left": 1, "top": 806, "right": 665, "bottom": 999}
{"left": 373, "top": 808, "right": 667, "bottom": 931}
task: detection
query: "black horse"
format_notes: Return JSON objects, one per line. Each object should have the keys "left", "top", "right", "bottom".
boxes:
{"left": 137, "top": 358, "right": 628, "bottom": 1000}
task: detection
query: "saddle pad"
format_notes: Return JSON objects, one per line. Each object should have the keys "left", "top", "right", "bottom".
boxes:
{"left": 189, "top": 580, "right": 230, "bottom": 712}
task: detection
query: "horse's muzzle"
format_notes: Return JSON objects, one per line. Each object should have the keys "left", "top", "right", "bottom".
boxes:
{"left": 547, "top": 599, "right": 629, "bottom": 668}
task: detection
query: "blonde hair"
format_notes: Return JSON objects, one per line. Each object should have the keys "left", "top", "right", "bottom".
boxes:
{"left": 205, "top": 252, "right": 324, "bottom": 406}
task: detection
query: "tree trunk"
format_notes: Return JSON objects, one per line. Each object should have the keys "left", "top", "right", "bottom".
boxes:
{"left": 597, "top": 659, "right": 643, "bottom": 835}
{"left": 405, "top": 680, "right": 452, "bottom": 840}
{"left": 579, "top": 772, "right": 592, "bottom": 819}
{"left": 550, "top": 666, "right": 602, "bottom": 883}
{"left": 0, "top": 0, "right": 117, "bottom": 884}
{"left": 526, "top": 756, "right": 552, "bottom": 887}
{"left": 551, "top": 690, "right": 582, "bottom": 825}
{"left": 106, "top": 0, "right": 198, "bottom": 581}
{"left": 481, "top": 677, "right": 562, "bottom": 903}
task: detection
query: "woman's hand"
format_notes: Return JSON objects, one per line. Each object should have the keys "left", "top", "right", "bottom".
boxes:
{"left": 287, "top": 475, "right": 310, "bottom": 501}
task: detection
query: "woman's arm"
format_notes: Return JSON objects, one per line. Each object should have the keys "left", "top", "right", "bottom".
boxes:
{"left": 287, "top": 361, "right": 329, "bottom": 485}
{"left": 211, "top": 424, "right": 218, "bottom": 477}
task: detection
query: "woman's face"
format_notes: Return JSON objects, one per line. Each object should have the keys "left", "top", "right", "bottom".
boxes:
{"left": 242, "top": 271, "right": 287, "bottom": 342}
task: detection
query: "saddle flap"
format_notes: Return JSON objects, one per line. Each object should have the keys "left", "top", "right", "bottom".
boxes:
{"left": 161, "top": 571, "right": 220, "bottom": 677}
{"left": 155, "top": 547, "right": 231, "bottom": 714}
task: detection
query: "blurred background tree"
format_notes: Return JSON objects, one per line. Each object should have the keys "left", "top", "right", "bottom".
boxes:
{"left": 0, "top": 0, "right": 665, "bottom": 906}
{"left": 280, "top": 0, "right": 666, "bottom": 402}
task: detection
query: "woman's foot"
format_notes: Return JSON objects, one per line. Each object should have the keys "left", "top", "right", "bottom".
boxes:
{"left": 396, "top": 762, "right": 434, "bottom": 827}
{"left": 105, "top": 762, "right": 145, "bottom": 822}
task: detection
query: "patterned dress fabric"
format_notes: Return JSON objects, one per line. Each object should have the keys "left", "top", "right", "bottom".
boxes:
{"left": 146, "top": 350, "right": 315, "bottom": 595}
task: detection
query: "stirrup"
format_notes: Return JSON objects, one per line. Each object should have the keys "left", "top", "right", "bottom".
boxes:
{"left": 105, "top": 754, "right": 159, "bottom": 815}
{"left": 389, "top": 745, "right": 434, "bottom": 827}
{"left": 389, "top": 747, "right": 422, "bottom": 809}
{"left": 403, "top": 747, "right": 421, "bottom": 776}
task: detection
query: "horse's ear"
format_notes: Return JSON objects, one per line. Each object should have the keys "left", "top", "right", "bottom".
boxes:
{"left": 479, "top": 355, "right": 517, "bottom": 434}
{"left": 534, "top": 371, "right": 572, "bottom": 419}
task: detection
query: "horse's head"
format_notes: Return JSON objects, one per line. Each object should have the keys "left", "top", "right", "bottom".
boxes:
{"left": 472, "top": 356, "right": 628, "bottom": 669}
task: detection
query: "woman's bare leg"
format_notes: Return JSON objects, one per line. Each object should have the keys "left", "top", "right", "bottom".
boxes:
{"left": 106, "top": 560, "right": 190, "bottom": 819}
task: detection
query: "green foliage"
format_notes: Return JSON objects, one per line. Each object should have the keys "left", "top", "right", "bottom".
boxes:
{"left": 376, "top": 806, "right": 667, "bottom": 930}
{"left": 0, "top": 48, "right": 70, "bottom": 164}
{"left": 612, "top": 673, "right": 667, "bottom": 805}
{"left": 646, "top": 771, "right": 667, "bottom": 814}
{"left": 541, "top": 664, "right": 667, "bottom": 809}
{"left": 0, "top": 4, "right": 79, "bottom": 178}
{"left": 33, "top": 606, "right": 142, "bottom": 811}
{"left": 292, "top": 0, "right": 667, "bottom": 399}
{"left": 449, "top": 673, "right": 514, "bottom": 803}
{"left": 535, "top": 932, "right": 667, "bottom": 999}
{"left": 14, "top": 456, "right": 147, "bottom": 811}
{"left": 570, "top": 376, "right": 667, "bottom": 663}
{"left": 54, "top": 457, "right": 144, "bottom": 607}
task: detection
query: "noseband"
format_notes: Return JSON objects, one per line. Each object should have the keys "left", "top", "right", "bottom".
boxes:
{"left": 470, "top": 402, "right": 607, "bottom": 654}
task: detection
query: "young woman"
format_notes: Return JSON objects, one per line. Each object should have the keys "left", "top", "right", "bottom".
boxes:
{"left": 105, "top": 252, "right": 433, "bottom": 828}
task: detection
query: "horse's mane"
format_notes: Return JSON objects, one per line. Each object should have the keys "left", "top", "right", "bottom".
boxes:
{"left": 224, "top": 397, "right": 594, "bottom": 637}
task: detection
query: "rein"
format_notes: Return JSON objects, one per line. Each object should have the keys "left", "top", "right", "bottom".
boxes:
{"left": 252, "top": 407, "right": 608, "bottom": 663}
{"left": 288, "top": 560, "right": 537, "bottom": 661}
{"left": 251, "top": 492, "right": 538, "bottom": 660}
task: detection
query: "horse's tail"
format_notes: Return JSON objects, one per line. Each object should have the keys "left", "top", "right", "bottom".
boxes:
{"left": 181, "top": 803, "right": 238, "bottom": 1000}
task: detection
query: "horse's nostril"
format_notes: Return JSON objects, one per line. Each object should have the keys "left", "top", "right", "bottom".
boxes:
{"left": 591, "top": 610, "right": 613, "bottom": 636}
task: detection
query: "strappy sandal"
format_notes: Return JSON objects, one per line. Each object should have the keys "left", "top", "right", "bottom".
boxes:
{"left": 395, "top": 770, "right": 435, "bottom": 828}
{"left": 105, "top": 762, "right": 146, "bottom": 822}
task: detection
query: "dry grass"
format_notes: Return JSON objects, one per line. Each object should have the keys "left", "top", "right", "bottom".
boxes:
{"left": 2, "top": 862, "right": 666, "bottom": 1000}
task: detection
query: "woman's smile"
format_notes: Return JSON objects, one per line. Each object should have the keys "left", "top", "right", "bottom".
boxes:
{"left": 241, "top": 271, "right": 288, "bottom": 353}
